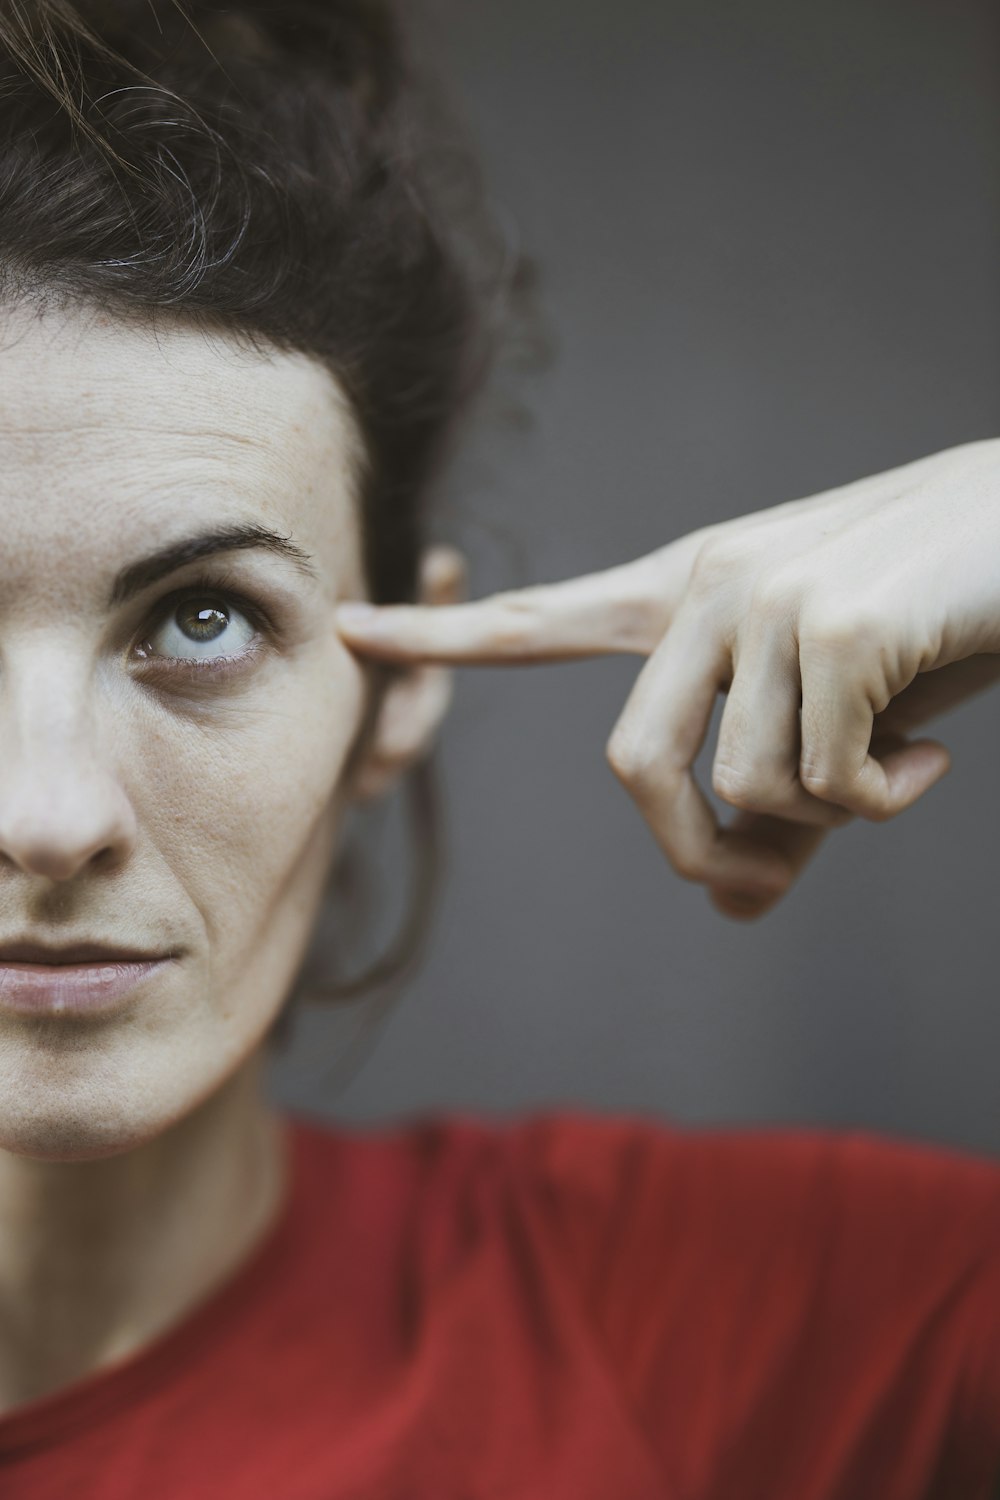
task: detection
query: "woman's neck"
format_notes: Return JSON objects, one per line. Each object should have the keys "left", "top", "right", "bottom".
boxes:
{"left": 0, "top": 1051, "right": 288, "bottom": 1417}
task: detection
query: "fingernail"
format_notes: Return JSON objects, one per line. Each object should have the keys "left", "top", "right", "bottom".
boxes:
{"left": 337, "top": 602, "right": 378, "bottom": 628}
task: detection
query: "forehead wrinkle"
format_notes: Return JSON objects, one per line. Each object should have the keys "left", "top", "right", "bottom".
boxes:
{"left": 0, "top": 401, "right": 314, "bottom": 460}
{"left": 0, "top": 424, "right": 276, "bottom": 455}
{"left": 1, "top": 314, "right": 355, "bottom": 444}
{"left": 0, "top": 378, "right": 363, "bottom": 508}
{"left": 0, "top": 443, "right": 362, "bottom": 613}
{"left": 0, "top": 436, "right": 305, "bottom": 530}
{"left": 0, "top": 301, "right": 365, "bottom": 457}
{"left": 0, "top": 303, "right": 367, "bottom": 596}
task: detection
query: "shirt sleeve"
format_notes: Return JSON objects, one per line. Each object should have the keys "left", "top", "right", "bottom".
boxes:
{"left": 501, "top": 1108, "right": 1000, "bottom": 1500}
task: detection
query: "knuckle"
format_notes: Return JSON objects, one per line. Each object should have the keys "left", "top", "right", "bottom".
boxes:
{"left": 860, "top": 798, "right": 895, "bottom": 825}
{"left": 611, "top": 593, "right": 666, "bottom": 653}
{"left": 748, "top": 567, "right": 804, "bottom": 622}
{"left": 668, "top": 845, "right": 704, "bottom": 883}
{"left": 605, "top": 726, "right": 650, "bottom": 784}
{"left": 489, "top": 594, "right": 541, "bottom": 653}
{"left": 711, "top": 760, "right": 758, "bottom": 809}
{"left": 798, "top": 763, "right": 840, "bottom": 799}
{"left": 688, "top": 536, "right": 754, "bottom": 596}
{"left": 799, "top": 605, "right": 883, "bottom": 656}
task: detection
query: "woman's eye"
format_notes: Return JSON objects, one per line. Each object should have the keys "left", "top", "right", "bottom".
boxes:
{"left": 139, "top": 593, "right": 258, "bottom": 663}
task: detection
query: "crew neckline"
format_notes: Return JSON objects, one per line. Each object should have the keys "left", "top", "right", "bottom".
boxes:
{"left": 0, "top": 1109, "right": 310, "bottom": 1458}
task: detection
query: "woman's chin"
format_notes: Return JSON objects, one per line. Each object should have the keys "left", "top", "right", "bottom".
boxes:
{"left": 0, "top": 1037, "right": 214, "bottom": 1163}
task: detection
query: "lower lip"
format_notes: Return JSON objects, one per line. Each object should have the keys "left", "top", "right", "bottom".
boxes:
{"left": 0, "top": 961, "right": 173, "bottom": 1017}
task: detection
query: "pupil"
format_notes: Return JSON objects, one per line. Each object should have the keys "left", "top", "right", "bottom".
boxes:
{"left": 178, "top": 599, "right": 229, "bottom": 643}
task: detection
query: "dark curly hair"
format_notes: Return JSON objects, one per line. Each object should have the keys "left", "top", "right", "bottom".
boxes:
{"left": 0, "top": 0, "right": 524, "bottom": 1066}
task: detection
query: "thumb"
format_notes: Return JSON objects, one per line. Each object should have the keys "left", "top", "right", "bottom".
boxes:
{"left": 868, "top": 732, "right": 952, "bottom": 816}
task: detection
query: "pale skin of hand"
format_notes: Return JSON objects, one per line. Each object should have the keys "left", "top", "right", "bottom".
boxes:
{"left": 336, "top": 438, "right": 1000, "bottom": 920}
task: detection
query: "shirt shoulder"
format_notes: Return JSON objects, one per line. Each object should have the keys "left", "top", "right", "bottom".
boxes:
{"left": 491, "top": 1108, "right": 1000, "bottom": 1498}
{"left": 495, "top": 1107, "right": 1000, "bottom": 1301}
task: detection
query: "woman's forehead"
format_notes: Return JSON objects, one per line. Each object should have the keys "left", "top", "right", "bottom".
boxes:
{"left": 0, "top": 302, "right": 363, "bottom": 584}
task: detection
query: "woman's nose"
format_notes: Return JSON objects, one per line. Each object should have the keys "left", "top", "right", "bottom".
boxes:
{"left": 0, "top": 659, "right": 138, "bottom": 881}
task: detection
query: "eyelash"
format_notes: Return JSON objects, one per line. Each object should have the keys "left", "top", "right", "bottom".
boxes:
{"left": 132, "top": 572, "right": 275, "bottom": 684}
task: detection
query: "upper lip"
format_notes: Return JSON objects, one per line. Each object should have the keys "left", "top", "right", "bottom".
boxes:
{"left": 0, "top": 942, "right": 171, "bottom": 966}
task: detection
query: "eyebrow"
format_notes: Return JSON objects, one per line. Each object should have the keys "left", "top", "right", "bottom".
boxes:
{"left": 108, "top": 524, "right": 319, "bottom": 608}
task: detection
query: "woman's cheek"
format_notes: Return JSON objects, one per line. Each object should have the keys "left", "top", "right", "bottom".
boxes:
{"left": 133, "top": 645, "right": 367, "bottom": 954}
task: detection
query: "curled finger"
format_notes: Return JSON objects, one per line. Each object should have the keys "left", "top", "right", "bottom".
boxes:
{"left": 606, "top": 599, "right": 793, "bottom": 894}
{"left": 798, "top": 621, "right": 951, "bottom": 820}
{"left": 708, "top": 813, "right": 831, "bottom": 919}
{"left": 713, "top": 615, "right": 854, "bottom": 830}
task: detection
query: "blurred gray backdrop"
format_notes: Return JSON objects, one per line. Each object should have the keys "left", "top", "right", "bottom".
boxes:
{"left": 267, "top": 0, "right": 1000, "bottom": 1155}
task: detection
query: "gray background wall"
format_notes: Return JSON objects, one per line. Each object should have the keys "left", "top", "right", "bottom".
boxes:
{"left": 267, "top": 0, "right": 1000, "bottom": 1156}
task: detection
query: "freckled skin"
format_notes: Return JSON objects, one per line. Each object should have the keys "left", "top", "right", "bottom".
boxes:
{"left": 0, "top": 300, "right": 371, "bottom": 1160}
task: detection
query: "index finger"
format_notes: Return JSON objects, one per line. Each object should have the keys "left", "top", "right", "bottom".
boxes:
{"left": 334, "top": 553, "right": 683, "bottom": 665}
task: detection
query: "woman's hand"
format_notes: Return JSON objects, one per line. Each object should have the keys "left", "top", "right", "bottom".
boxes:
{"left": 336, "top": 439, "right": 1000, "bottom": 919}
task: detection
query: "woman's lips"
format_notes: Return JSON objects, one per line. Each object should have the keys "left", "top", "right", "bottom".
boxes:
{"left": 0, "top": 959, "right": 173, "bottom": 1016}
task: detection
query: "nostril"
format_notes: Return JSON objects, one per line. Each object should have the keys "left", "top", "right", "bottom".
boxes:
{"left": 90, "top": 843, "right": 126, "bottom": 874}
{"left": 0, "top": 802, "right": 137, "bottom": 882}
{"left": 0, "top": 750, "right": 138, "bottom": 880}
{"left": 9, "top": 842, "right": 95, "bottom": 883}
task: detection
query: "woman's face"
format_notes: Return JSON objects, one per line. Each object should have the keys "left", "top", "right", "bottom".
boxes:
{"left": 0, "top": 302, "right": 372, "bottom": 1161}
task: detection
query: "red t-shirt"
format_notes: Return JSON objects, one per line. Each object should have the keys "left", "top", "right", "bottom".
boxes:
{"left": 0, "top": 1107, "right": 998, "bottom": 1499}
